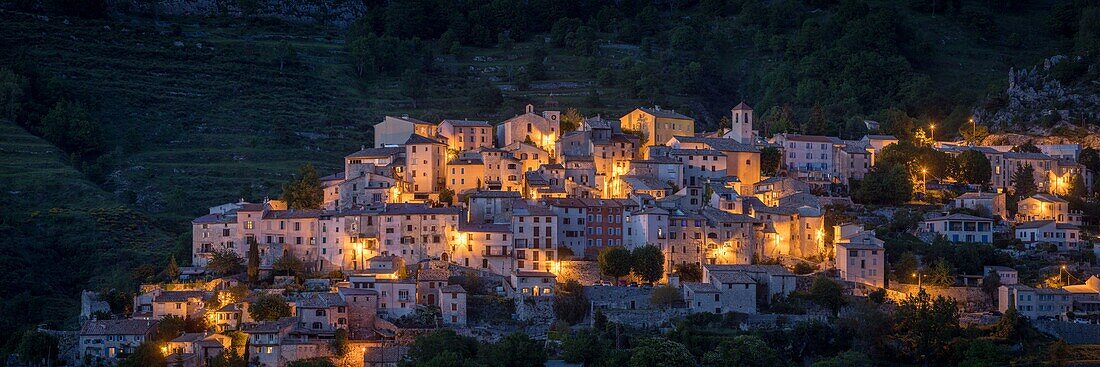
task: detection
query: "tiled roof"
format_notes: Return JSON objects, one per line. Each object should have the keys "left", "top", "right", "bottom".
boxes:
{"left": 470, "top": 191, "right": 522, "bottom": 199}
{"left": 710, "top": 271, "right": 755, "bottom": 284}
{"left": 705, "top": 264, "right": 794, "bottom": 276}
{"left": 957, "top": 192, "right": 1000, "bottom": 199}
{"left": 386, "top": 115, "right": 432, "bottom": 125}
{"left": 417, "top": 268, "right": 451, "bottom": 282}
{"left": 193, "top": 213, "right": 236, "bottom": 224}
{"left": 1016, "top": 220, "right": 1055, "bottom": 229}
{"left": 440, "top": 285, "right": 466, "bottom": 293}
{"left": 81, "top": 319, "right": 158, "bottom": 336}
{"left": 294, "top": 292, "right": 346, "bottom": 308}
{"left": 381, "top": 204, "right": 463, "bottom": 216}
{"left": 636, "top": 107, "right": 693, "bottom": 120}
{"left": 670, "top": 148, "right": 724, "bottom": 156}
{"left": 683, "top": 282, "right": 719, "bottom": 293}
{"left": 924, "top": 213, "right": 993, "bottom": 222}
{"left": 441, "top": 119, "right": 490, "bottom": 127}
{"left": 1004, "top": 152, "right": 1054, "bottom": 160}
{"left": 245, "top": 317, "right": 296, "bottom": 334}
{"left": 863, "top": 135, "right": 897, "bottom": 140}
{"left": 671, "top": 136, "right": 759, "bottom": 153}
{"left": 732, "top": 101, "right": 753, "bottom": 111}
{"left": 155, "top": 291, "right": 207, "bottom": 303}
{"left": 782, "top": 134, "right": 836, "bottom": 143}
{"left": 1029, "top": 193, "right": 1067, "bottom": 203}
{"left": 346, "top": 147, "right": 404, "bottom": 159}
{"left": 405, "top": 134, "right": 445, "bottom": 145}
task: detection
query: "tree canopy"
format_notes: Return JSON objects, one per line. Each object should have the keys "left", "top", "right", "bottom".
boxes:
{"left": 282, "top": 164, "right": 324, "bottom": 209}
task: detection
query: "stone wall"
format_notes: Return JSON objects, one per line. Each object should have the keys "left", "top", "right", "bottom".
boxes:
{"left": 1032, "top": 320, "right": 1100, "bottom": 344}
{"left": 887, "top": 284, "right": 992, "bottom": 312}
{"left": 557, "top": 261, "right": 602, "bottom": 285}
{"left": 104, "top": 0, "right": 369, "bottom": 27}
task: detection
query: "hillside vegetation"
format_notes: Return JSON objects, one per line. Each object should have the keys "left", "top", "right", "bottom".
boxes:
{"left": 0, "top": 0, "right": 1096, "bottom": 355}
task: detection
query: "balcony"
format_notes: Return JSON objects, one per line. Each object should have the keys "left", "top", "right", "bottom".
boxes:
{"left": 484, "top": 249, "right": 512, "bottom": 257}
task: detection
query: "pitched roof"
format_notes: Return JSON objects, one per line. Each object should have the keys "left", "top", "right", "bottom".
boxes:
{"left": 441, "top": 119, "right": 490, "bottom": 127}
{"left": 1004, "top": 152, "right": 1055, "bottom": 160}
{"left": 683, "top": 282, "right": 719, "bottom": 293}
{"left": 404, "top": 134, "right": 445, "bottom": 145}
{"left": 347, "top": 147, "right": 404, "bottom": 159}
{"left": 81, "top": 319, "right": 158, "bottom": 335}
{"left": 957, "top": 192, "right": 1001, "bottom": 200}
{"left": 440, "top": 285, "right": 466, "bottom": 293}
{"left": 1029, "top": 193, "right": 1067, "bottom": 203}
{"left": 193, "top": 213, "right": 236, "bottom": 224}
{"left": 470, "top": 191, "right": 522, "bottom": 199}
{"left": 672, "top": 136, "right": 759, "bottom": 153}
{"left": 636, "top": 107, "right": 693, "bottom": 120}
{"left": 381, "top": 204, "right": 463, "bottom": 216}
{"left": 1016, "top": 220, "right": 1056, "bottom": 229}
{"left": 924, "top": 213, "right": 993, "bottom": 222}
{"left": 732, "top": 101, "right": 753, "bottom": 111}
{"left": 710, "top": 271, "right": 755, "bottom": 284}
{"left": 782, "top": 134, "right": 837, "bottom": 143}
{"left": 245, "top": 317, "right": 296, "bottom": 333}
{"left": 294, "top": 292, "right": 346, "bottom": 308}
{"left": 386, "top": 115, "right": 432, "bottom": 125}
{"left": 154, "top": 291, "right": 207, "bottom": 302}
{"left": 705, "top": 264, "right": 794, "bottom": 276}
{"left": 417, "top": 268, "right": 451, "bottom": 282}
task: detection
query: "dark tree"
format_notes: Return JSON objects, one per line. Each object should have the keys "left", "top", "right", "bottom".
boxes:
{"left": 208, "top": 250, "right": 244, "bottom": 276}
{"left": 808, "top": 276, "right": 846, "bottom": 315}
{"left": 553, "top": 280, "right": 589, "bottom": 324}
{"left": 477, "top": 333, "right": 547, "bottom": 367}
{"left": 760, "top": 146, "right": 782, "bottom": 177}
{"left": 249, "top": 294, "right": 291, "bottom": 321}
{"left": 1010, "top": 140, "right": 1041, "bottom": 153}
{"left": 954, "top": 150, "right": 992, "bottom": 185}
{"left": 281, "top": 164, "right": 323, "bottom": 209}
{"left": 894, "top": 290, "right": 959, "bottom": 363}
{"left": 630, "top": 245, "right": 664, "bottom": 283}
{"left": 673, "top": 263, "right": 702, "bottom": 282}
{"left": 1012, "top": 164, "right": 1037, "bottom": 198}
{"left": 628, "top": 338, "right": 695, "bottom": 367}
{"left": 598, "top": 246, "right": 632, "bottom": 280}
{"left": 247, "top": 239, "right": 260, "bottom": 284}
{"left": 702, "top": 335, "right": 781, "bottom": 367}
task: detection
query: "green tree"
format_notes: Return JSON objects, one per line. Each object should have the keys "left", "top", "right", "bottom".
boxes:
{"left": 598, "top": 246, "right": 632, "bottom": 280}
{"left": 760, "top": 146, "right": 782, "bottom": 176}
{"left": 628, "top": 338, "right": 695, "bottom": 367}
{"left": 926, "top": 259, "right": 955, "bottom": 286}
{"left": 1011, "top": 140, "right": 1041, "bottom": 153}
{"left": 630, "top": 245, "right": 664, "bottom": 283}
{"left": 438, "top": 188, "right": 455, "bottom": 205}
{"left": 249, "top": 294, "right": 291, "bottom": 321}
{"left": 247, "top": 238, "right": 260, "bottom": 284}
{"left": 804, "top": 103, "right": 827, "bottom": 135}
{"left": 477, "top": 333, "right": 547, "bottom": 367}
{"left": 208, "top": 249, "right": 244, "bottom": 276}
{"left": 561, "top": 108, "right": 583, "bottom": 133}
{"left": 469, "top": 82, "right": 503, "bottom": 110}
{"left": 400, "top": 329, "right": 479, "bottom": 366}
{"left": 808, "top": 276, "right": 846, "bottom": 315}
{"left": 41, "top": 99, "right": 104, "bottom": 159}
{"left": 702, "top": 335, "right": 781, "bottom": 367}
{"left": 553, "top": 280, "right": 589, "bottom": 324}
{"left": 980, "top": 271, "right": 1001, "bottom": 301}
{"left": 562, "top": 329, "right": 606, "bottom": 365}
{"left": 281, "top": 164, "right": 323, "bottom": 209}
{"left": 287, "top": 359, "right": 336, "bottom": 367}
{"left": 958, "top": 339, "right": 1008, "bottom": 367}
{"left": 15, "top": 330, "right": 58, "bottom": 366}
{"left": 119, "top": 341, "right": 166, "bottom": 367}
{"left": 992, "top": 307, "right": 1021, "bottom": 340}
{"left": 272, "top": 254, "right": 305, "bottom": 277}
{"left": 894, "top": 290, "right": 959, "bottom": 363}
{"left": 672, "top": 263, "right": 702, "bottom": 282}
{"left": 893, "top": 251, "right": 919, "bottom": 283}
{"left": 0, "top": 68, "right": 27, "bottom": 121}
{"left": 954, "top": 150, "right": 992, "bottom": 185}
{"left": 852, "top": 164, "right": 912, "bottom": 205}
{"left": 1012, "top": 163, "right": 1037, "bottom": 198}
{"left": 650, "top": 286, "right": 681, "bottom": 309}
{"left": 165, "top": 255, "right": 181, "bottom": 280}
{"left": 812, "top": 351, "right": 872, "bottom": 367}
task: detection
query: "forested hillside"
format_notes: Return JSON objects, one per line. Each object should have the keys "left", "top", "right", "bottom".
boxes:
{"left": 0, "top": 0, "right": 1098, "bottom": 357}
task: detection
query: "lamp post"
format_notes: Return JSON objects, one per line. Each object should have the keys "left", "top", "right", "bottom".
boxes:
{"left": 921, "top": 168, "right": 928, "bottom": 194}
{"left": 929, "top": 123, "right": 935, "bottom": 142}
{"left": 912, "top": 272, "right": 926, "bottom": 292}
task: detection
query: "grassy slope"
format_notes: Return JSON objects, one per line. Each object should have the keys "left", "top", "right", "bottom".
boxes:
{"left": 0, "top": 120, "right": 172, "bottom": 337}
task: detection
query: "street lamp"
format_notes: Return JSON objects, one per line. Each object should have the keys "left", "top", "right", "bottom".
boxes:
{"left": 912, "top": 272, "right": 926, "bottom": 292}
{"left": 929, "top": 123, "right": 935, "bottom": 142}
{"left": 921, "top": 168, "right": 928, "bottom": 194}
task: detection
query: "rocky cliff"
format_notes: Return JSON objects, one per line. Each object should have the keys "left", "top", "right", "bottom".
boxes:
{"left": 975, "top": 56, "right": 1100, "bottom": 133}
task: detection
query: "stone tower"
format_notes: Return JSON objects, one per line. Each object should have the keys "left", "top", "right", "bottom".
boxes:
{"left": 729, "top": 101, "right": 754, "bottom": 144}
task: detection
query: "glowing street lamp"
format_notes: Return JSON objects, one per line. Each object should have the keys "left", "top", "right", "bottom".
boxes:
{"left": 929, "top": 123, "right": 935, "bottom": 142}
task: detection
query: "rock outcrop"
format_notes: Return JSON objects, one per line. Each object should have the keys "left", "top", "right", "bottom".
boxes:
{"left": 974, "top": 55, "right": 1100, "bottom": 134}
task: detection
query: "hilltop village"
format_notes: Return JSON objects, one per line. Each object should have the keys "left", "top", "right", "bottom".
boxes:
{"left": 65, "top": 103, "right": 1099, "bottom": 366}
